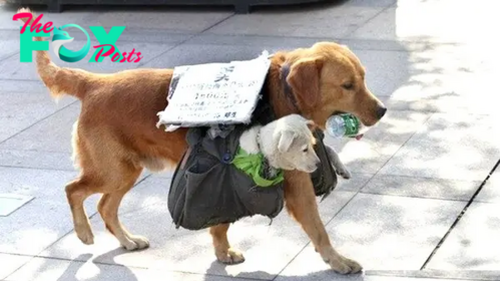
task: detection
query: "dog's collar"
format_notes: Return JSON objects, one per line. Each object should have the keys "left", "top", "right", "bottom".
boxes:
{"left": 281, "top": 64, "right": 301, "bottom": 114}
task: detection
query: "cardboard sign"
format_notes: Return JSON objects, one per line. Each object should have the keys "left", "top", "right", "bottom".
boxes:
{"left": 156, "top": 51, "right": 271, "bottom": 131}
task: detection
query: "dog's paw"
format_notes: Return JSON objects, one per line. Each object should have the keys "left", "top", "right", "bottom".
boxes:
{"left": 216, "top": 248, "right": 245, "bottom": 265}
{"left": 130, "top": 235, "right": 150, "bottom": 249}
{"left": 336, "top": 167, "right": 351, "bottom": 180}
{"left": 326, "top": 255, "right": 362, "bottom": 274}
{"left": 122, "top": 235, "right": 150, "bottom": 251}
{"left": 75, "top": 225, "right": 94, "bottom": 245}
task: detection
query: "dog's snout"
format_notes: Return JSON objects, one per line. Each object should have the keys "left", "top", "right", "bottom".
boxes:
{"left": 376, "top": 106, "right": 387, "bottom": 119}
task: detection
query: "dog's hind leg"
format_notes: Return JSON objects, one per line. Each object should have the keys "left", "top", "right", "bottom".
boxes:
{"left": 65, "top": 125, "right": 102, "bottom": 245}
{"left": 284, "top": 170, "right": 362, "bottom": 274}
{"left": 66, "top": 177, "right": 98, "bottom": 245}
{"left": 97, "top": 163, "right": 148, "bottom": 251}
{"left": 210, "top": 223, "right": 245, "bottom": 264}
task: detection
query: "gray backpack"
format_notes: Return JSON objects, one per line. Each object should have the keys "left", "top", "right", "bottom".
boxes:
{"left": 167, "top": 101, "right": 338, "bottom": 230}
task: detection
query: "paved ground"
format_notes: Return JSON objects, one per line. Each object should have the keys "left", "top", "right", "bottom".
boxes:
{"left": 1, "top": 0, "right": 500, "bottom": 280}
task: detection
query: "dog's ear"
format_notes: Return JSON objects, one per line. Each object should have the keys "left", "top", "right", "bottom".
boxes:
{"left": 278, "top": 130, "right": 296, "bottom": 153}
{"left": 305, "top": 120, "right": 317, "bottom": 131}
{"left": 286, "top": 58, "right": 323, "bottom": 108}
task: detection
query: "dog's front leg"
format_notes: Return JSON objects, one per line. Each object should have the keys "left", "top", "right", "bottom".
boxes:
{"left": 284, "top": 170, "right": 362, "bottom": 274}
{"left": 209, "top": 223, "right": 245, "bottom": 264}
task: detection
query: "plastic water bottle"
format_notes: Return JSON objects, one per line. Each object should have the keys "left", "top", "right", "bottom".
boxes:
{"left": 325, "top": 114, "right": 363, "bottom": 139}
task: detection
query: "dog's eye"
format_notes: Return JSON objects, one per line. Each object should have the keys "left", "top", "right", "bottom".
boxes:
{"left": 302, "top": 147, "right": 308, "bottom": 153}
{"left": 342, "top": 83, "right": 354, "bottom": 90}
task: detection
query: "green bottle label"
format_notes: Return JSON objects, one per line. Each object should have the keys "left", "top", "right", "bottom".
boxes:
{"left": 340, "top": 114, "right": 360, "bottom": 136}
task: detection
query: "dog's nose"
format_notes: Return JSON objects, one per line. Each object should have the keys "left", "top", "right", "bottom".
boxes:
{"left": 376, "top": 106, "right": 387, "bottom": 119}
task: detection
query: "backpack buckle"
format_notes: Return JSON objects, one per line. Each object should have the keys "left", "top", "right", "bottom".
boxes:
{"left": 222, "top": 151, "right": 232, "bottom": 164}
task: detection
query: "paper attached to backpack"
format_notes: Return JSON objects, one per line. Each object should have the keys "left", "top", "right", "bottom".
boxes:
{"left": 156, "top": 51, "right": 271, "bottom": 132}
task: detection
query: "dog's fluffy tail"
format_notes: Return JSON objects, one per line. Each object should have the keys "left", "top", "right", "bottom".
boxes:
{"left": 16, "top": 8, "right": 91, "bottom": 100}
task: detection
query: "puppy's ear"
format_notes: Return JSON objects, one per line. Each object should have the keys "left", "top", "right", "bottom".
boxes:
{"left": 278, "top": 130, "right": 296, "bottom": 153}
{"left": 286, "top": 58, "right": 323, "bottom": 108}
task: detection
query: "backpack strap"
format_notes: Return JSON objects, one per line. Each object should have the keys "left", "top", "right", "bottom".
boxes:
{"left": 311, "top": 129, "right": 338, "bottom": 200}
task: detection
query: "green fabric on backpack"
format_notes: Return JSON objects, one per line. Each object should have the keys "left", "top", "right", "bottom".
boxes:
{"left": 231, "top": 147, "right": 284, "bottom": 187}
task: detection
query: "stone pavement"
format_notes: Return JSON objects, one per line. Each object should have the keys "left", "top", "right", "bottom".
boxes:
{"left": 1, "top": 0, "right": 500, "bottom": 280}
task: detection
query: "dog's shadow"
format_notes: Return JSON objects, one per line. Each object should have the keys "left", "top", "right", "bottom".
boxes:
{"left": 204, "top": 260, "right": 274, "bottom": 281}
{"left": 203, "top": 260, "right": 368, "bottom": 281}
{"left": 55, "top": 250, "right": 140, "bottom": 281}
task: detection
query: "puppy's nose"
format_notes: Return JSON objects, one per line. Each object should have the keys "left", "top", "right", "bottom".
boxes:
{"left": 376, "top": 106, "right": 387, "bottom": 119}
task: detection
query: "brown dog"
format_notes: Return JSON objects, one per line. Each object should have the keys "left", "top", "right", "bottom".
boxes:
{"left": 18, "top": 9, "right": 386, "bottom": 274}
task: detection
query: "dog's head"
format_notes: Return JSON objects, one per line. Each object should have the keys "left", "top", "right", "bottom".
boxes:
{"left": 264, "top": 114, "right": 320, "bottom": 173}
{"left": 281, "top": 42, "right": 387, "bottom": 129}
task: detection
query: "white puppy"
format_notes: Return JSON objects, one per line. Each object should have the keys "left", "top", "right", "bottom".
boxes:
{"left": 239, "top": 114, "right": 351, "bottom": 179}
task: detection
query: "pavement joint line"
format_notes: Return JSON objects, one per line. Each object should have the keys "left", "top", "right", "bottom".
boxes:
{"left": 357, "top": 111, "right": 437, "bottom": 194}
{"left": 0, "top": 252, "right": 36, "bottom": 258}
{"left": 136, "top": 34, "right": 198, "bottom": 67}
{"left": 197, "top": 13, "right": 236, "bottom": 35}
{"left": 182, "top": 271, "right": 268, "bottom": 281}
{"left": 2, "top": 255, "right": 37, "bottom": 281}
{"left": 136, "top": 13, "right": 235, "bottom": 67}
{"left": 0, "top": 51, "right": 19, "bottom": 62}
{"left": 36, "top": 256, "right": 149, "bottom": 270}
{"left": 189, "top": 31, "right": 468, "bottom": 48}
{"left": 198, "top": 12, "right": 236, "bottom": 34}
{"left": 10, "top": 252, "right": 150, "bottom": 270}
{"left": 358, "top": 173, "right": 484, "bottom": 182}
{"left": 420, "top": 158, "right": 500, "bottom": 270}
{"left": 0, "top": 165, "right": 75, "bottom": 172}
{"left": 0, "top": 78, "right": 46, "bottom": 83}
{"left": 0, "top": 26, "right": 475, "bottom": 46}
{"left": 357, "top": 190, "right": 471, "bottom": 203}
{"left": 0, "top": 99, "right": 77, "bottom": 146}
{"left": 170, "top": 36, "right": 418, "bottom": 53}
{"left": 343, "top": 4, "right": 393, "bottom": 39}
{"left": 365, "top": 270, "right": 500, "bottom": 281}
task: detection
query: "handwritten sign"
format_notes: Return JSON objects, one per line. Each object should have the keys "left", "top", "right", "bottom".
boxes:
{"left": 156, "top": 51, "right": 271, "bottom": 131}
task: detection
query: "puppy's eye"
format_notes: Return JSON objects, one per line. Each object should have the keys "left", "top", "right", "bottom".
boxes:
{"left": 342, "top": 83, "right": 354, "bottom": 90}
{"left": 302, "top": 147, "right": 308, "bottom": 153}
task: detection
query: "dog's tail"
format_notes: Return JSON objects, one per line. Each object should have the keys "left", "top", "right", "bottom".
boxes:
{"left": 16, "top": 8, "right": 91, "bottom": 100}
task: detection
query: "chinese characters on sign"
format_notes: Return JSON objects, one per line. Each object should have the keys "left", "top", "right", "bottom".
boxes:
{"left": 156, "top": 51, "right": 271, "bottom": 131}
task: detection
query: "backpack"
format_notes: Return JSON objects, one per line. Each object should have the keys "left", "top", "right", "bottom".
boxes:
{"left": 167, "top": 99, "right": 338, "bottom": 230}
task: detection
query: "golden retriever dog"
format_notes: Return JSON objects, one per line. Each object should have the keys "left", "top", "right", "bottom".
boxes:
{"left": 17, "top": 8, "right": 386, "bottom": 274}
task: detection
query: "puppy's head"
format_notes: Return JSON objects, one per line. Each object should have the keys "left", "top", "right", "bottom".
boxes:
{"left": 269, "top": 114, "right": 320, "bottom": 173}
{"left": 283, "top": 42, "right": 387, "bottom": 129}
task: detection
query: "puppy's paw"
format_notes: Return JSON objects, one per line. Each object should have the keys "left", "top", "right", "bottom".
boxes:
{"left": 336, "top": 167, "right": 351, "bottom": 180}
{"left": 216, "top": 248, "right": 245, "bottom": 265}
